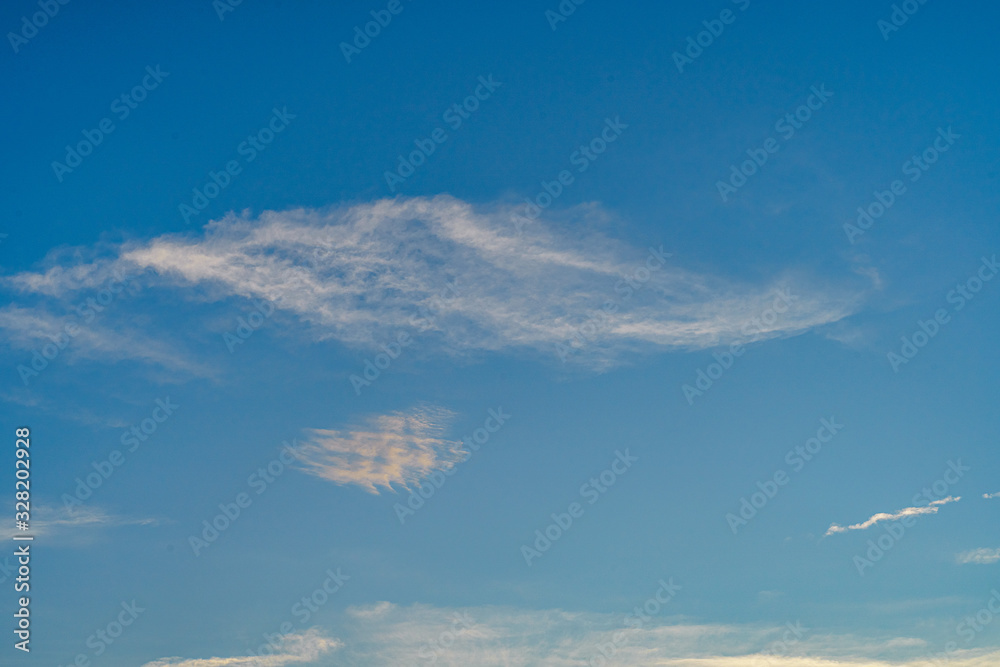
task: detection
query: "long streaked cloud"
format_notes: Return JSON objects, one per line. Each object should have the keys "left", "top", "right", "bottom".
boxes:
{"left": 956, "top": 548, "right": 1000, "bottom": 565}
{"left": 0, "top": 504, "right": 161, "bottom": 541}
{"left": 140, "top": 629, "right": 340, "bottom": 667}
{"left": 983, "top": 492, "right": 1000, "bottom": 499}
{"left": 294, "top": 406, "right": 465, "bottom": 494}
{"left": 825, "top": 497, "right": 961, "bottom": 536}
{"left": 185, "top": 601, "right": 998, "bottom": 667}
{"left": 0, "top": 196, "right": 864, "bottom": 370}
{"left": 1, "top": 304, "right": 210, "bottom": 372}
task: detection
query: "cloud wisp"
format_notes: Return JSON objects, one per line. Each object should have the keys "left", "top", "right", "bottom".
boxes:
{"left": 956, "top": 548, "right": 1000, "bottom": 565}
{"left": 825, "top": 496, "right": 961, "bottom": 536}
{"left": 154, "top": 601, "right": 1000, "bottom": 667}
{"left": 140, "top": 629, "right": 340, "bottom": 667}
{"left": 0, "top": 196, "right": 863, "bottom": 371}
{"left": 293, "top": 405, "right": 465, "bottom": 494}
{"left": 0, "top": 504, "right": 161, "bottom": 541}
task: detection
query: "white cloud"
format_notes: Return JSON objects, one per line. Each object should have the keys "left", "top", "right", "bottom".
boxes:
{"left": 983, "top": 492, "right": 1000, "bottom": 499}
{"left": 132, "top": 602, "right": 1000, "bottom": 667}
{"left": 0, "top": 301, "right": 212, "bottom": 379}
{"left": 310, "top": 602, "right": 999, "bottom": 666}
{"left": 294, "top": 405, "right": 465, "bottom": 494}
{"left": 1, "top": 196, "right": 862, "bottom": 369}
{"left": 140, "top": 629, "right": 340, "bottom": 667}
{"left": 0, "top": 504, "right": 161, "bottom": 541}
{"left": 957, "top": 548, "right": 1000, "bottom": 565}
{"left": 825, "top": 497, "right": 960, "bottom": 536}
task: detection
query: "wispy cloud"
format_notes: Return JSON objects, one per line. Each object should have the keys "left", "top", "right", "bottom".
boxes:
{"left": 983, "top": 492, "right": 1000, "bottom": 499}
{"left": 250, "top": 601, "right": 999, "bottom": 666}
{"left": 957, "top": 548, "right": 1000, "bottom": 565}
{"left": 0, "top": 303, "right": 212, "bottom": 378}
{"left": 0, "top": 504, "right": 161, "bottom": 541}
{"left": 825, "top": 497, "right": 960, "bottom": 536}
{"left": 1, "top": 196, "right": 863, "bottom": 370}
{"left": 140, "top": 629, "right": 340, "bottom": 667}
{"left": 294, "top": 405, "right": 465, "bottom": 494}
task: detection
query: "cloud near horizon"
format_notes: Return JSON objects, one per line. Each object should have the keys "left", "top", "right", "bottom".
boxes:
{"left": 139, "top": 629, "right": 340, "bottom": 667}
{"left": 0, "top": 196, "right": 864, "bottom": 372}
{"left": 141, "top": 602, "right": 1000, "bottom": 667}
{"left": 825, "top": 496, "right": 961, "bottom": 536}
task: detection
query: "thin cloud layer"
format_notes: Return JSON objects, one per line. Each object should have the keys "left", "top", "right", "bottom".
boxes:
{"left": 0, "top": 504, "right": 161, "bottom": 541}
{"left": 956, "top": 548, "right": 1000, "bottom": 565}
{"left": 294, "top": 406, "right": 465, "bottom": 494}
{"left": 1, "top": 196, "right": 862, "bottom": 369}
{"left": 140, "top": 629, "right": 340, "bottom": 667}
{"left": 825, "top": 497, "right": 960, "bottom": 536}
{"left": 271, "top": 601, "right": 999, "bottom": 666}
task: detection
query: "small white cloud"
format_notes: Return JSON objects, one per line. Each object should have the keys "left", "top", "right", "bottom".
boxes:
{"left": 957, "top": 548, "right": 1000, "bottom": 565}
{"left": 294, "top": 406, "right": 465, "bottom": 494}
{"left": 983, "top": 492, "right": 1000, "bottom": 499}
{"left": 825, "top": 496, "right": 960, "bottom": 536}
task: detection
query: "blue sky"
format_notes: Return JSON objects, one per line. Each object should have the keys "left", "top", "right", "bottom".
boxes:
{"left": 2, "top": 0, "right": 1000, "bottom": 665}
